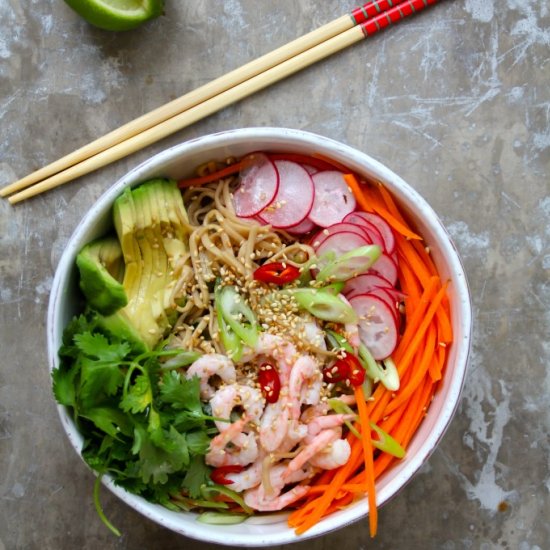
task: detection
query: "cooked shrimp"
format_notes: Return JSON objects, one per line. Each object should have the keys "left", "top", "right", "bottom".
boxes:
{"left": 308, "top": 438, "right": 351, "bottom": 470}
{"left": 305, "top": 413, "right": 355, "bottom": 437}
{"left": 282, "top": 428, "right": 341, "bottom": 479}
{"left": 243, "top": 463, "right": 312, "bottom": 511}
{"left": 244, "top": 333, "right": 298, "bottom": 384}
{"left": 288, "top": 355, "right": 322, "bottom": 421}
{"left": 224, "top": 454, "right": 265, "bottom": 492}
{"left": 259, "top": 398, "right": 290, "bottom": 452}
{"left": 244, "top": 485, "right": 310, "bottom": 512}
{"left": 205, "top": 418, "right": 259, "bottom": 468}
{"left": 185, "top": 354, "right": 236, "bottom": 400}
{"left": 210, "top": 383, "right": 264, "bottom": 432}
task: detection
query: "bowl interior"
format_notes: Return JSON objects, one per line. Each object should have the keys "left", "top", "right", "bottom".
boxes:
{"left": 47, "top": 128, "right": 471, "bottom": 546}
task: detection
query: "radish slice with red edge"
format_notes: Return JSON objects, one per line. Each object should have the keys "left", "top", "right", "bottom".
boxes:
{"left": 353, "top": 212, "right": 396, "bottom": 254}
{"left": 363, "top": 288, "right": 400, "bottom": 323}
{"left": 314, "top": 230, "right": 370, "bottom": 257}
{"left": 342, "top": 212, "right": 386, "bottom": 250}
{"left": 314, "top": 231, "right": 370, "bottom": 274}
{"left": 311, "top": 222, "right": 373, "bottom": 249}
{"left": 233, "top": 153, "right": 279, "bottom": 218}
{"left": 369, "top": 253, "right": 398, "bottom": 286}
{"left": 259, "top": 160, "right": 315, "bottom": 228}
{"left": 308, "top": 171, "right": 357, "bottom": 228}
{"left": 343, "top": 272, "right": 394, "bottom": 299}
{"left": 286, "top": 216, "right": 317, "bottom": 235}
{"left": 349, "top": 294, "right": 398, "bottom": 360}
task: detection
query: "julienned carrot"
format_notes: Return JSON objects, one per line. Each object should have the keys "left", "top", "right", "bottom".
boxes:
{"left": 396, "top": 235, "right": 433, "bottom": 288}
{"left": 343, "top": 174, "right": 375, "bottom": 214}
{"left": 375, "top": 182, "right": 406, "bottom": 223}
{"left": 359, "top": 184, "right": 422, "bottom": 240}
{"left": 289, "top": 442, "right": 364, "bottom": 531}
{"left": 177, "top": 161, "right": 243, "bottom": 187}
{"left": 385, "top": 325, "right": 437, "bottom": 414}
{"left": 354, "top": 385, "right": 378, "bottom": 537}
{"left": 393, "top": 283, "right": 449, "bottom": 379}
{"left": 393, "top": 276, "right": 439, "bottom": 364}
{"left": 402, "top": 378, "right": 436, "bottom": 447}
{"left": 290, "top": 171, "right": 453, "bottom": 537}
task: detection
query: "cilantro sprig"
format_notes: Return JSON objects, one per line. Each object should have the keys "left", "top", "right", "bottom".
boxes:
{"left": 52, "top": 312, "right": 215, "bottom": 533}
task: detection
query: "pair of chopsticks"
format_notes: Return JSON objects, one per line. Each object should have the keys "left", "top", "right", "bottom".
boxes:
{"left": 2, "top": 0, "right": 438, "bottom": 204}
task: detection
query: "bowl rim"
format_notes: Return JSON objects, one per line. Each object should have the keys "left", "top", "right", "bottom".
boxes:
{"left": 47, "top": 127, "right": 472, "bottom": 546}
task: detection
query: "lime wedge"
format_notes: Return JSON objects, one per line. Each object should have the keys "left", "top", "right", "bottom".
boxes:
{"left": 64, "top": 0, "right": 164, "bottom": 31}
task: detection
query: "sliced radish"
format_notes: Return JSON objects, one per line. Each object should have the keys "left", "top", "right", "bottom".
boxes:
{"left": 311, "top": 222, "right": 373, "bottom": 249}
{"left": 259, "top": 160, "right": 315, "bottom": 228}
{"left": 354, "top": 212, "right": 396, "bottom": 254}
{"left": 314, "top": 230, "right": 370, "bottom": 257}
{"left": 342, "top": 212, "right": 385, "bottom": 250}
{"left": 369, "top": 253, "right": 398, "bottom": 286}
{"left": 364, "top": 289, "right": 399, "bottom": 322}
{"left": 349, "top": 294, "right": 398, "bottom": 360}
{"left": 314, "top": 231, "right": 370, "bottom": 275}
{"left": 343, "top": 272, "right": 394, "bottom": 299}
{"left": 286, "top": 216, "right": 317, "bottom": 235}
{"left": 233, "top": 153, "right": 279, "bottom": 218}
{"left": 308, "top": 171, "right": 356, "bottom": 228}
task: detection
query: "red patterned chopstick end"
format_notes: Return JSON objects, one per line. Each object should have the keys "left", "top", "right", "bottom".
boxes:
{"left": 351, "top": 0, "right": 404, "bottom": 25}
{"left": 360, "top": 0, "right": 438, "bottom": 36}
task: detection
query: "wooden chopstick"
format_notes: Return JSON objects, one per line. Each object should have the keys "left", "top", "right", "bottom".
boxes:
{"left": 5, "top": 0, "right": 437, "bottom": 204}
{"left": 1, "top": 0, "right": 401, "bottom": 200}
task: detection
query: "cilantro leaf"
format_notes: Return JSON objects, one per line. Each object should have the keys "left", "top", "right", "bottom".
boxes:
{"left": 52, "top": 364, "right": 78, "bottom": 408}
{"left": 137, "top": 425, "right": 190, "bottom": 485}
{"left": 159, "top": 371, "right": 202, "bottom": 414}
{"left": 74, "top": 332, "right": 130, "bottom": 363}
{"left": 79, "top": 356, "right": 126, "bottom": 408}
{"left": 80, "top": 406, "right": 133, "bottom": 439}
{"left": 120, "top": 373, "right": 152, "bottom": 414}
{"left": 181, "top": 455, "right": 211, "bottom": 499}
{"left": 186, "top": 430, "right": 211, "bottom": 455}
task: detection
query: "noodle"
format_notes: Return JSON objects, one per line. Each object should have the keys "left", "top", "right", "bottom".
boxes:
{"left": 172, "top": 177, "right": 318, "bottom": 356}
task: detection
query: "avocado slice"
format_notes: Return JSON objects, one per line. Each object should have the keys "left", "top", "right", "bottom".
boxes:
{"left": 76, "top": 236, "right": 127, "bottom": 315}
{"left": 108, "top": 178, "right": 190, "bottom": 350}
{"left": 94, "top": 309, "right": 148, "bottom": 354}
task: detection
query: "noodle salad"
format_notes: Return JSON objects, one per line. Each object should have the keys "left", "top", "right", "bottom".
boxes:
{"left": 52, "top": 151, "right": 452, "bottom": 536}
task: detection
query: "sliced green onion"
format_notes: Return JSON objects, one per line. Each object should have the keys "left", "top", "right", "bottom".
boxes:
{"left": 316, "top": 245, "right": 382, "bottom": 282}
{"left": 290, "top": 288, "right": 357, "bottom": 324}
{"left": 362, "top": 376, "right": 373, "bottom": 399}
{"left": 217, "top": 285, "right": 258, "bottom": 347}
{"left": 161, "top": 350, "right": 202, "bottom": 369}
{"left": 201, "top": 484, "right": 254, "bottom": 515}
{"left": 370, "top": 422, "right": 406, "bottom": 458}
{"left": 197, "top": 512, "right": 248, "bottom": 525}
{"left": 358, "top": 344, "right": 400, "bottom": 391}
{"left": 321, "top": 281, "right": 346, "bottom": 295}
{"left": 328, "top": 397, "right": 405, "bottom": 457}
{"left": 325, "top": 329, "right": 354, "bottom": 353}
{"left": 328, "top": 397, "right": 361, "bottom": 439}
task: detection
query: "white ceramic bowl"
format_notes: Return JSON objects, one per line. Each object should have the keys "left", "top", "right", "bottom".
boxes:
{"left": 48, "top": 127, "right": 471, "bottom": 546}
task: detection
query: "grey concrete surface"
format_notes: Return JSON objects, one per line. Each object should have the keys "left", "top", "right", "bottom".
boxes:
{"left": 1, "top": 1, "right": 549, "bottom": 549}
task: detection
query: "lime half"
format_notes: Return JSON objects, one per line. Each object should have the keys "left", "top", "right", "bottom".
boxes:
{"left": 64, "top": 0, "right": 164, "bottom": 31}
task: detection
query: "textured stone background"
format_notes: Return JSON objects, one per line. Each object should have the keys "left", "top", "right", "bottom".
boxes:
{"left": 1, "top": 1, "right": 549, "bottom": 549}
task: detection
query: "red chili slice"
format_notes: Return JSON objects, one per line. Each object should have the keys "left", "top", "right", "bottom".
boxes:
{"left": 253, "top": 262, "right": 300, "bottom": 285}
{"left": 343, "top": 352, "right": 366, "bottom": 387}
{"left": 322, "top": 352, "right": 365, "bottom": 387}
{"left": 258, "top": 362, "right": 281, "bottom": 403}
{"left": 210, "top": 465, "right": 244, "bottom": 485}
